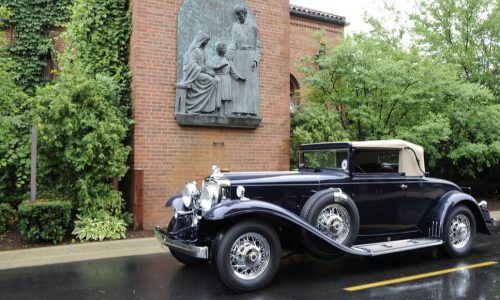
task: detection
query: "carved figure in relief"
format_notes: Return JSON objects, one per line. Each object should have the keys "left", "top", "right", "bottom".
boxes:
{"left": 227, "top": 5, "right": 260, "bottom": 116}
{"left": 181, "top": 33, "right": 221, "bottom": 113}
{"left": 212, "top": 42, "right": 246, "bottom": 116}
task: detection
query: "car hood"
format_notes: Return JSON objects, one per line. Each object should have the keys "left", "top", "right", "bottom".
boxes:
{"left": 222, "top": 170, "right": 349, "bottom": 186}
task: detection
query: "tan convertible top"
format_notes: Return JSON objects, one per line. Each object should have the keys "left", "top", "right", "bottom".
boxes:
{"left": 351, "top": 139, "right": 425, "bottom": 177}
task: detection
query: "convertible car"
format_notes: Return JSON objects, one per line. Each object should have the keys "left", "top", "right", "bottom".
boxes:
{"left": 154, "top": 140, "right": 495, "bottom": 292}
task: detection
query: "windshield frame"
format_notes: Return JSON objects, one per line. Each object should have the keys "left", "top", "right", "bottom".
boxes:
{"left": 298, "top": 146, "right": 352, "bottom": 173}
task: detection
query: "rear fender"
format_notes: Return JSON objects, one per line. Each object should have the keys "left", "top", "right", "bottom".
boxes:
{"left": 419, "top": 191, "right": 491, "bottom": 237}
{"left": 203, "top": 199, "right": 370, "bottom": 256}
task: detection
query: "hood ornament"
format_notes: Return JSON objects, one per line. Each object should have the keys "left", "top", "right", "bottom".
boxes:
{"left": 211, "top": 165, "right": 223, "bottom": 179}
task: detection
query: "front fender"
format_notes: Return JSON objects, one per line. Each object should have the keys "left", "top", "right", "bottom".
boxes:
{"left": 166, "top": 194, "right": 184, "bottom": 211}
{"left": 419, "top": 191, "right": 491, "bottom": 237}
{"left": 203, "top": 199, "right": 370, "bottom": 256}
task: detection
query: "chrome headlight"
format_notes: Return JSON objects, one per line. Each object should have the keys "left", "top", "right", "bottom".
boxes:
{"left": 200, "top": 181, "right": 219, "bottom": 212}
{"left": 182, "top": 181, "right": 199, "bottom": 209}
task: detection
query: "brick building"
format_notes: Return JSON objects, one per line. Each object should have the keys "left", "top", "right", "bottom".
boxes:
{"left": 128, "top": 1, "right": 345, "bottom": 228}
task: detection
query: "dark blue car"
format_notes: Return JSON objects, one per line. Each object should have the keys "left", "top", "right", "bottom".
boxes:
{"left": 154, "top": 139, "right": 495, "bottom": 292}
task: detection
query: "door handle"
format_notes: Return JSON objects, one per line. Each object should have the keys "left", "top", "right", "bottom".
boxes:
{"left": 400, "top": 184, "right": 408, "bottom": 190}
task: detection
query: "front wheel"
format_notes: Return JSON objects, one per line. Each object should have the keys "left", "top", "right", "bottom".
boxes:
{"left": 210, "top": 220, "right": 281, "bottom": 292}
{"left": 443, "top": 205, "right": 476, "bottom": 257}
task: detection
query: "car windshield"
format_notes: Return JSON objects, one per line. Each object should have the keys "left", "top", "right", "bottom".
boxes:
{"left": 300, "top": 149, "right": 350, "bottom": 171}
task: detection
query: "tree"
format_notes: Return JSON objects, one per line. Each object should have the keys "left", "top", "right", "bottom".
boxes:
{"left": 298, "top": 33, "right": 496, "bottom": 176}
{"left": 290, "top": 102, "right": 348, "bottom": 168}
{"left": 411, "top": 0, "right": 499, "bottom": 96}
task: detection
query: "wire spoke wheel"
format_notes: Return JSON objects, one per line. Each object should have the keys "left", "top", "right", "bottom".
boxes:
{"left": 316, "top": 203, "right": 351, "bottom": 243}
{"left": 229, "top": 232, "right": 271, "bottom": 280}
{"left": 300, "top": 189, "right": 359, "bottom": 260}
{"left": 211, "top": 220, "right": 280, "bottom": 292}
{"left": 448, "top": 214, "right": 471, "bottom": 249}
{"left": 443, "top": 205, "right": 476, "bottom": 257}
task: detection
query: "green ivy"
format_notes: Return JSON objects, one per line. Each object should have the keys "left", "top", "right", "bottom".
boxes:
{"left": 64, "top": 0, "right": 131, "bottom": 111}
{"left": 0, "top": 18, "right": 31, "bottom": 201}
{"left": 0, "top": 0, "right": 73, "bottom": 95}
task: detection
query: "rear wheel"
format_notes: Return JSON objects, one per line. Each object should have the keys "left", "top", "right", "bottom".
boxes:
{"left": 211, "top": 220, "right": 281, "bottom": 292}
{"left": 443, "top": 205, "right": 476, "bottom": 257}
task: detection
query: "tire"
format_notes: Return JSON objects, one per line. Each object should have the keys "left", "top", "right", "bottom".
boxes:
{"left": 210, "top": 220, "right": 281, "bottom": 292}
{"left": 169, "top": 248, "right": 207, "bottom": 266}
{"left": 300, "top": 188, "right": 359, "bottom": 259}
{"left": 443, "top": 205, "right": 476, "bottom": 257}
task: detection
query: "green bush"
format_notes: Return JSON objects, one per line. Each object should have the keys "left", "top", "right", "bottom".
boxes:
{"left": 72, "top": 211, "right": 127, "bottom": 241}
{"left": 17, "top": 199, "right": 72, "bottom": 244}
{"left": 0, "top": 203, "right": 16, "bottom": 234}
{"left": 33, "top": 64, "right": 131, "bottom": 199}
{"left": 77, "top": 183, "right": 132, "bottom": 223}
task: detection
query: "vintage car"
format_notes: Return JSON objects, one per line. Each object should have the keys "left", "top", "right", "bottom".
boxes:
{"left": 154, "top": 140, "right": 494, "bottom": 292}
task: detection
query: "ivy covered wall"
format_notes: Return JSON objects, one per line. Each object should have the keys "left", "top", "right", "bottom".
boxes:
{"left": 0, "top": 0, "right": 72, "bottom": 94}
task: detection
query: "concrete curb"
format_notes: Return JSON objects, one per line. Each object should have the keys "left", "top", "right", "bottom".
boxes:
{"left": 0, "top": 237, "right": 168, "bottom": 270}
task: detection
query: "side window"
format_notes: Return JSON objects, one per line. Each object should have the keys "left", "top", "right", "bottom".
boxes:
{"left": 352, "top": 149, "right": 400, "bottom": 174}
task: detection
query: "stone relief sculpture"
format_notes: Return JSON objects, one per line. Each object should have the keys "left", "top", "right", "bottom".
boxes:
{"left": 176, "top": 0, "right": 261, "bottom": 128}
{"left": 181, "top": 33, "right": 221, "bottom": 113}
{"left": 212, "top": 42, "right": 245, "bottom": 116}
{"left": 227, "top": 5, "right": 261, "bottom": 117}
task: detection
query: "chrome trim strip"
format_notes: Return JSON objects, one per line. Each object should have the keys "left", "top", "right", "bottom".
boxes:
{"left": 153, "top": 226, "right": 209, "bottom": 259}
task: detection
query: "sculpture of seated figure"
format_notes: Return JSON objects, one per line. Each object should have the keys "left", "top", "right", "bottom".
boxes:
{"left": 180, "top": 33, "right": 220, "bottom": 114}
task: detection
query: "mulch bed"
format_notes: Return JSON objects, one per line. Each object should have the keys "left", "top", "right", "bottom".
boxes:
{"left": 0, "top": 228, "right": 153, "bottom": 252}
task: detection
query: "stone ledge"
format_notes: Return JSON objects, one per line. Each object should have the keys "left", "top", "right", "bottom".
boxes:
{"left": 175, "top": 113, "right": 261, "bottom": 128}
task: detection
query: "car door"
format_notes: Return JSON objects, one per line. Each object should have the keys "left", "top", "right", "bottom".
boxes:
{"left": 352, "top": 174, "right": 408, "bottom": 233}
{"left": 349, "top": 148, "right": 409, "bottom": 234}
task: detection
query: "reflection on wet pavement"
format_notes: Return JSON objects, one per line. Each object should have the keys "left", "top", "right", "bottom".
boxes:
{"left": 0, "top": 229, "right": 499, "bottom": 299}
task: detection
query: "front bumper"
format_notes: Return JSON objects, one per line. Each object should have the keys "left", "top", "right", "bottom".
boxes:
{"left": 153, "top": 226, "right": 209, "bottom": 259}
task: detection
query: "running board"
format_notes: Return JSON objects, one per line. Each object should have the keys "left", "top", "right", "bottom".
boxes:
{"left": 351, "top": 238, "right": 443, "bottom": 256}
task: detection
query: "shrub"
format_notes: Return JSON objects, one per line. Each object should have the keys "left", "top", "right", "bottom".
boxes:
{"left": 72, "top": 211, "right": 127, "bottom": 241}
{"left": 0, "top": 203, "right": 16, "bottom": 234}
{"left": 17, "top": 199, "right": 72, "bottom": 244}
{"left": 76, "top": 183, "right": 132, "bottom": 224}
{"left": 33, "top": 66, "right": 131, "bottom": 196}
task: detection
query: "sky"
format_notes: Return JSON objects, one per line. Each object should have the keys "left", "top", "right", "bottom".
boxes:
{"left": 289, "top": 0, "right": 415, "bottom": 34}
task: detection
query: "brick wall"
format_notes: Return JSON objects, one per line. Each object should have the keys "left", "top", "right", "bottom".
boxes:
{"left": 1, "top": 27, "right": 13, "bottom": 43}
{"left": 289, "top": 15, "right": 344, "bottom": 87}
{"left": 129, "top": 0, "right": 291, "bottom": 228}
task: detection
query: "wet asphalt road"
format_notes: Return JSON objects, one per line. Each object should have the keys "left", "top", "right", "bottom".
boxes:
{"left": 1, "top": 228, "right": 499, "bottom": 300}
